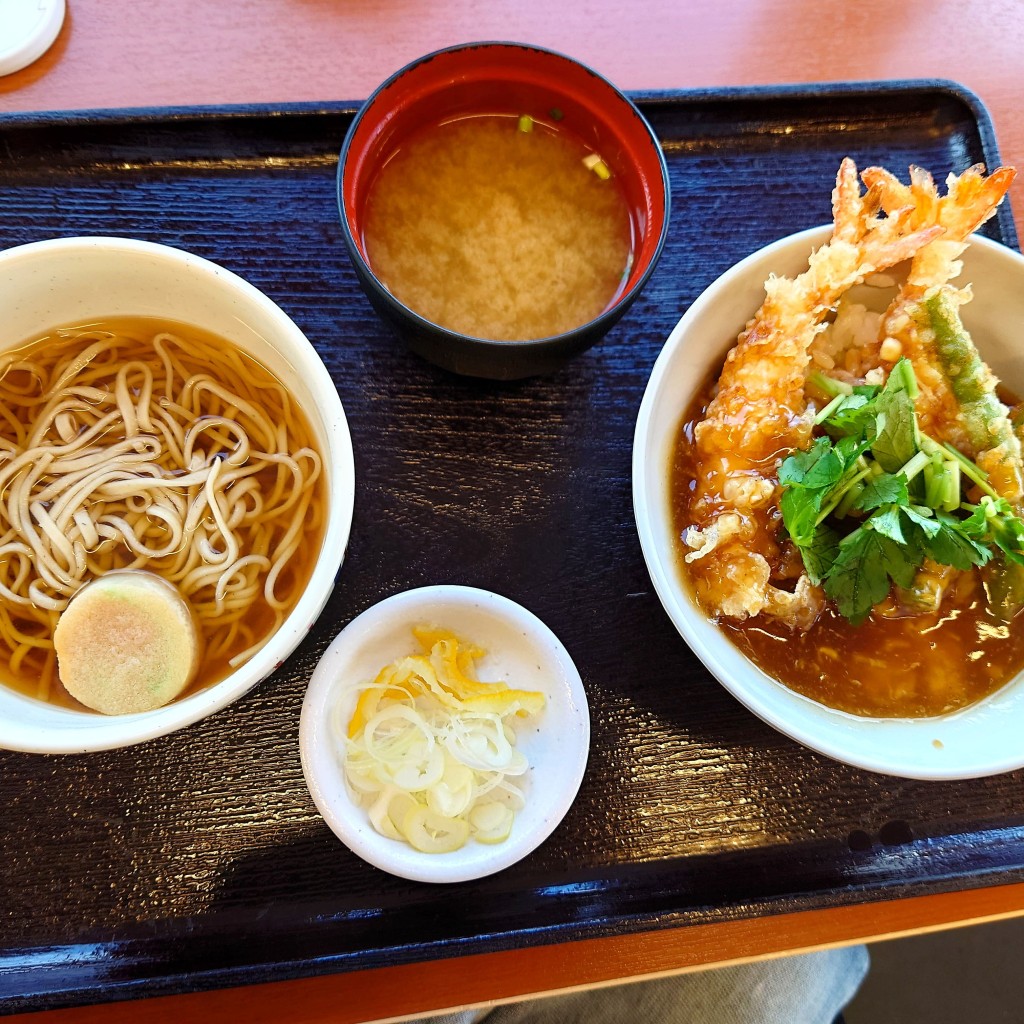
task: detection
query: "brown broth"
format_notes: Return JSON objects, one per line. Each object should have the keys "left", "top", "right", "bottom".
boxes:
{"left": 0, "top": 317, "right": 327, "bottom": 710}
{"left": 670, "top": 375, "right": 1024, "bottom": 718}
{"left": 362, "top": 114, "right": 634, "bottom": 342}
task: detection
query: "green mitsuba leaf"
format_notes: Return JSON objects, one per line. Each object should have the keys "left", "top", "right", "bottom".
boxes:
{"left": 853, "top": 473, "right": 909, "bottom": 513}
{"left": 800, "top": 523, "right": 841, "bottom": 586}
{"left": 778, "top": 359, "right": 1024, "bottom": 624}
{"left": 825, "top": 393, "right": 875, "bottom": 437}
{"left": 920, "top": 510, "right": 992, "bottom": 570}
{"left": 780, "top": 485, "right": 824, "bottom": 548}
{"left": 867, "top": 506, "right": 907, "bottom": 544}
{"left": 959, "top": 496, "right": 1024, "bottom": 565}
{"left": 834, "top": 434, "right": 872, "bottom": 469}
{"left": 778, "top": 436, "right": 840, "bottom": 488}
{"left": 824, "top": 528, "right": 917, "bottom": 625}
{"left": 870, "top": 358, "right": 919, "bottom": 473}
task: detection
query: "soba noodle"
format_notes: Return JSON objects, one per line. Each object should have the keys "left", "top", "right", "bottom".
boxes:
{"left": 0, "top": 318, "right": 326, "bottom": 708}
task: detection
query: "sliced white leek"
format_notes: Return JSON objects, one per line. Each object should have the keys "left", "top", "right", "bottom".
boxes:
{"left": 426, "top": 755, "right": 475, "bottom": 818}
{"left": 469, "top": 802, "right": 515, "bottom": 844}
{"left": 340, "top": 628, "right": 545, "bottom": 854}
{"left": 402, "top": 806, "right": 471, "bottom": 854}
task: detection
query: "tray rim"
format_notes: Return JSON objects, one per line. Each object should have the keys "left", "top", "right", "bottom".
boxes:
{"left": 0, "top": 75, "right": 1019, "bottom": 1012}
{"left": 0, "top": 75, "right": 1014, "bottom": 250}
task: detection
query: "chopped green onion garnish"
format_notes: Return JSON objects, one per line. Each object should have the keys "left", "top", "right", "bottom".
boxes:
{"left": 814, "top": 393, "right": 846, "bottom": 425}
{"left": 809, "top": 371, "right": 853, "bottom": 398}
{"left": 943, "top": 459, "right": 962, "bottom": 512}
{"left": 834, "top": 479, "right": 866, "bottom": 519}
{"left": 923, "top": 456, "right": 944, "bottom": 509}
{"left": 517, "top": 114, "right": 534, "bottom": 133}
{"left": 582, "top": 153, "right": 611, "bottom": 179}
{"left": 940, "top": 440, "right": 999, "bottom": 498}
{"left": 900, "top": 450, "right": 931, "bottom": 484}
{"left": 550, "top": 107, "right": 564, "bottom": 121}
{"left": 815, "top": 465, "right": 872, "bottom": 525}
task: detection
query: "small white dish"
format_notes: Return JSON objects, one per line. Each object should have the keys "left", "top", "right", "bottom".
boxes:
{"left": 634, "top": 225, "right": 1024, "bottom": 780}
{"left": 300, "top": 585, "right": 590, "bottom": 882}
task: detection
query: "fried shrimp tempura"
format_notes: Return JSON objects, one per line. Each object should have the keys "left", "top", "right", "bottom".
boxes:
{"left": 683, "top": 159, "right": 1013, "bottom": 628}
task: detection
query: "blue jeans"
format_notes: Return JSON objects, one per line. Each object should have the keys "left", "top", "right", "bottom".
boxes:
{"left": 414, "top": 945, "right": 869, "bottom": 1024}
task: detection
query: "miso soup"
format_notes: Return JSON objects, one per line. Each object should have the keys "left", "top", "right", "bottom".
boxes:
{"left": 362, "top": 114, "right": 634, "bottom": 342}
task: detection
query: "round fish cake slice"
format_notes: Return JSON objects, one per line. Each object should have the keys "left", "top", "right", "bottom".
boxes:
{"left": 54, "top": 571, "right": 200, "bottom": 715}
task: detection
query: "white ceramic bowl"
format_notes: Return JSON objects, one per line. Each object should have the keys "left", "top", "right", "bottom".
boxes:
{"left": 0, "top": 236, "right": 355, "bottom": 754}
{"left": 300, "top": 585, "right": 590, "bottom": 882}
{"left": 634, "top": 225, "right": 1024, "bottom": 780}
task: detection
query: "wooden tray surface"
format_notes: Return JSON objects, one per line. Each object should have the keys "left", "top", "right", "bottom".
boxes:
{"left": 0, "top": 80, "right": 1020, "bottom": 1012}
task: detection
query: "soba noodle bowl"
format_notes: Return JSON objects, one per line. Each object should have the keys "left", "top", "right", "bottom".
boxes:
{"left": 0, "top": 317, "right": 326, "bottom": 709}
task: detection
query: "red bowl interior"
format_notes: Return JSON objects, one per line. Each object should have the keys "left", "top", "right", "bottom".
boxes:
{"left": 341, "top": 43, "right": 668, "bottom": 311}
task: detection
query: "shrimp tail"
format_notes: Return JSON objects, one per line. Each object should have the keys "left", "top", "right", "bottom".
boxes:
{"left": 864, "top": 163, "right": 1016, "bottom": 295}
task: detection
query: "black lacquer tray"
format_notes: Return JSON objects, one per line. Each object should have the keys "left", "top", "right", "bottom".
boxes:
{"left": 1, "top": 80, "right": 1021, "bottom": 1015}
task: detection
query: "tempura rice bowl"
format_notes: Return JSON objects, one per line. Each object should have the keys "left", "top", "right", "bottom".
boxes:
{"left": 0, "top": 237, "right": 355, "bottom": 753}
{"left": 634, "top": 225, "right": 1024, "bottom": 779}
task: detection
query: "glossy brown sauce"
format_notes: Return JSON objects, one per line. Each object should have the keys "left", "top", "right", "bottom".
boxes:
{"left": 670, "top": 376, "right": 1024, "bottom": 718}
